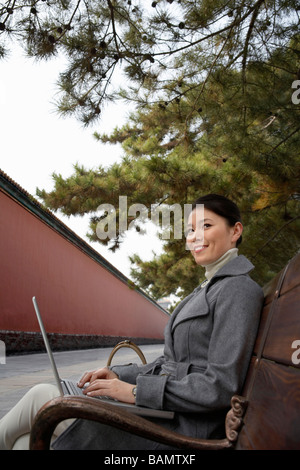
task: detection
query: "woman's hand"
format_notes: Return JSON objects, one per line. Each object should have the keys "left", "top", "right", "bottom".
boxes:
{"left": 77, "top": 367, "right": 136, "bottom": 404}
{"left": 83, "top": 378, "right": 136, "bottom": 403}
{"left": 77, "top": 366, "right": 118, "bottom": 387}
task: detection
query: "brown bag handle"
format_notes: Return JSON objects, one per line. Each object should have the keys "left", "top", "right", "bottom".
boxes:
{"left": 106, "top": 340, "right": 147, "bottom": 366}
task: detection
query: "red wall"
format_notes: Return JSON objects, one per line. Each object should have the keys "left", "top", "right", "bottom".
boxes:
{"left": 0, "top": 189, "right": 168, "bottom": 340}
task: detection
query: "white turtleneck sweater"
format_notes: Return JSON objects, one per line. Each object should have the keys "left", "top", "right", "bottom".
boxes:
{"left": 203, "top": 248, "right": 238, "bottom": 284}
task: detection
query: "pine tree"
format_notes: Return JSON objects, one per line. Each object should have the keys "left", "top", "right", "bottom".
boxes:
{"left": 2, "top": 1, "right": 299, "bottom": 299}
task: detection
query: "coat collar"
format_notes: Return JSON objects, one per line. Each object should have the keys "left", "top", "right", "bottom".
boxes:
{"left": 210, "top": 254, "right": 254, "bottom": 280}
{"left": 168, "top": 255, "right": 255, "bottom": 335}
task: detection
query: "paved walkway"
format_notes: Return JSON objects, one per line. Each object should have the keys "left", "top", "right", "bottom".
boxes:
{"left": 0, "top": 344, "right": 164, "bottom": 419}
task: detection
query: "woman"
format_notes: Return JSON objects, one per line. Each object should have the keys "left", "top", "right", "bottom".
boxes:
{"left": 0, "top": 194, "right": 264, "bottom": 450}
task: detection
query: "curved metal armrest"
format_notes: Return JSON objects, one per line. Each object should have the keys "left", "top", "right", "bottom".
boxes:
{"left": 29, "top": 396, "right": 236, "bottom": 451}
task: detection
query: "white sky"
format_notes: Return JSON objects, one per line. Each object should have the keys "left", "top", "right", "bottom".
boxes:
{"left": 0, "top": 46, "right": 164, "bottom": 281}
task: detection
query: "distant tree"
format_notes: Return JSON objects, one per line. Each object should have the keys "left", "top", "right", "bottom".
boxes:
{"left": 2, "top": 0, "right": 299, "bottom": 299}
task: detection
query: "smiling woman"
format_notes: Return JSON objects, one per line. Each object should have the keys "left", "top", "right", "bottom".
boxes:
{"left": 0, "top": 193, "right": 264, "bottom": 450}
{"left": 186, "top": 194, "right": 243, "bottom": 267}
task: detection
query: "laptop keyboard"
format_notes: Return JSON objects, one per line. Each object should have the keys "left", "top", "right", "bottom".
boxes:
{"left": 64, "top": 380, "right": 86, "bottom": 396}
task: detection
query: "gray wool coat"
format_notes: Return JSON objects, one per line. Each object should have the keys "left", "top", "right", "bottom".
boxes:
{"left": 53, "top": 255, "right": 264, "bottom": 450}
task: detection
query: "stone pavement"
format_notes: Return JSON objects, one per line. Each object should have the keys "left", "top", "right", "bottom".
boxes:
{"left": 0, "top": 344, "right": 164, "bottom": 419}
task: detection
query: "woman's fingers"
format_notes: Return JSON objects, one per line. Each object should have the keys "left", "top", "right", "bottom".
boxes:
{"left": 77, "top": 370, "right": 94, "bottom": 388}
{"left": 83, "top": 379, "right": 135, "bottom": 404}
{"left": 78, "top": 367, "right": 119, "bottom": 388}
{"left": 78, "top": 367, "right": 111, "bottom": 387}
{"left": 83, "top": 379, "right": 111, "bottom": 396}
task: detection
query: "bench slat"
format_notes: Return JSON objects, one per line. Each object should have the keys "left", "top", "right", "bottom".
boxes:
{"left": 254, "top": 285, "right": 300, "bottom": 368}
{"left": 236, "top": 359, "right": 300, "bottom": 450}
{"left": 263, "top": 285, "right": 300, "bottom": 367}
{"left": 280, "top": 253, "right": 300, "bottom": 296}
{"left": 262, "top": 253, "right": 300, "bottom": 303}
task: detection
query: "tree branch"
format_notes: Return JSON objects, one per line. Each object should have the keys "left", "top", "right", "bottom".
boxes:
{"left": 265, "top": 126, "right": 300, "bottom": 164}
{"left": 107, "top": 0, "right": 120, "bottom": 55}
{"left": 242, "top": 0, "right": 265, "bottom": 83}
{"left": 253, "top": 216, "right": 300, "bottom": 258}
{"left": 153, "top": 0, "right": 269, "bottom": 60}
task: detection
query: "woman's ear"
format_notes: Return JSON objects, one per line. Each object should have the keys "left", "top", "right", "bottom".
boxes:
{"left": 232, "top": 222, "right": 243, "bottom": 244}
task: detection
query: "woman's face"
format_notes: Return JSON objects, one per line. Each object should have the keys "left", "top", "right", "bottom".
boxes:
{"left": 186, "top": 208, "right": 243, "bottom": 266}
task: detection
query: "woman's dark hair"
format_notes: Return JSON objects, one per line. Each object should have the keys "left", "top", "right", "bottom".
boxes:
{"left": 192, "top": 194, "right": 243, "bottom": 246}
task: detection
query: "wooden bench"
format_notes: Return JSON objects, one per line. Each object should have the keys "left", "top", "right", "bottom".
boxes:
{"left": 29, "top": 253, "right": 300, "bottom": 450}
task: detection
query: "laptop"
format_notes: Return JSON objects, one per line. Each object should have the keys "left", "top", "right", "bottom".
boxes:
{"left": 32, "top": 296, "right": 174, "bottom": 419}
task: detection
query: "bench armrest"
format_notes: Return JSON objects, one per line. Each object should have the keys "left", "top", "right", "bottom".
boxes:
{"left": 29, "top": 396, "right": 235, "bottom": 450}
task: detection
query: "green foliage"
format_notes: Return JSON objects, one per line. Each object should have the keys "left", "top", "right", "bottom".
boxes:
{"left": 1, "top": 0, "right": 299, "bottom": 124}
{"left": 2, "top": 0, "right": 300, "bottom": 299}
